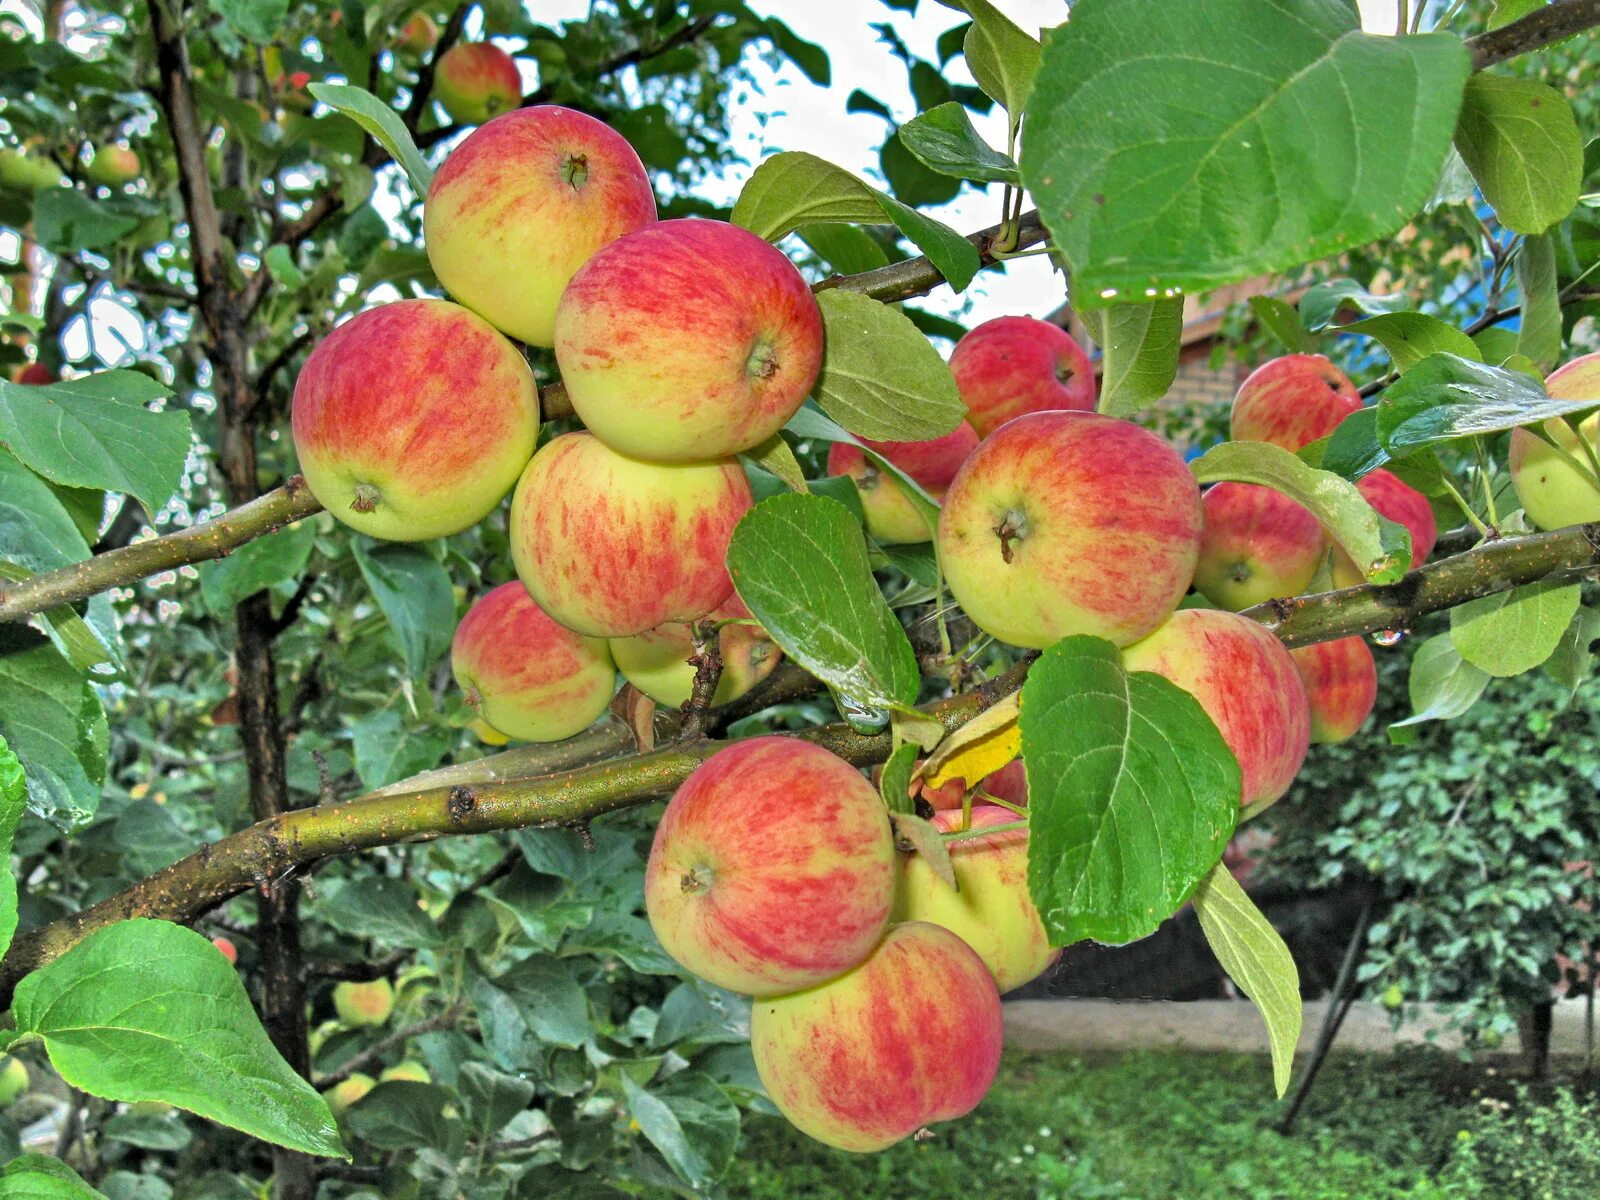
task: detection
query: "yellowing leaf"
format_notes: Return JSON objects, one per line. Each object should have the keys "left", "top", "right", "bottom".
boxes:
{"left": 922, "top": 692, "right": 1020, "bottom": 789}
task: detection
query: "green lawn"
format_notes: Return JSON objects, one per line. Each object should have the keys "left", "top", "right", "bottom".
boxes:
{"left": 725, "top": 1048, "right": 1600, "bottom": 1199}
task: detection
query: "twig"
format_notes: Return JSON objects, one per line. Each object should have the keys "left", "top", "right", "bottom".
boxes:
{"left": 676, "top": 620, "right": 724, "bottom": 741}
{"left": 312, "top": 949, "right": 408, "bottom": 983}
{"left": 1466, "top": 0, "right": 1600, "bottom": 69}
{"left": 315, "top": 1002, "right": 466, "bottom": 1088}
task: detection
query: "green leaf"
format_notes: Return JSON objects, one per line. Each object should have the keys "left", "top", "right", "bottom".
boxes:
{"left": 1190, "top": 441, "right": 1410, "bottom": 584}
{"left": 1299, "top": 278, "right": 1408, "bottom": 332}
{"left": 344, "top": 1081, "right": 454, "bottom": 1153}
{"left": 1542, "top": 604, "right": 1600, "bottom": 695}
{"left": 198, "top": 521, "right": 316, "bottom": 615}
{"left": 1377, "top": 353, "right": 1598, "bottom": 455}
{"left": 0, "top": 447, "right": 91, "bottom": 574}
{"left": 1022, "top": 0, "right": 1471, "bottom": 303}
{"left": 1083, "top": 296, "right": 1184, "bottom": 417}
{"left": 622, "top": 1072, "right": 739, "bottom": 1193}
{"left": 933, "top": 0, "right": 1040, "bottom": 113}
{"left": 730, "top": 152, "right": 883, "bottom": 243}
{"left": 0, "top": 735, "right": 24, "bottom": 961}
{"left": 457, "top": 1062, "right": 535, "bottom": 1141}
{"left": 1318, "top": 407, "right": 1449, "bottom": 496}
{"left": 870, "top": 191, "right": 981, "bottom": 291}
{"left": 1515, "top": 233, "right": 1561, "bottom": 372}
{"left": 349, "top": 707, "right": 451, "bottom": 790}
{"left": 897, "top": 103, "right": 1019, "bottom": 184}
{"left": 315, "top": 876, "right": 441, "bottom": 949}
{"left": 212, "top": 0, "right": 287, "bottom": 42}
{"left": 0, "top": 1154, "right": 107, "bottom": 1199}
{"left": 1192, "top": 862, "right": 1301, "bottom": 1098}
{"left": 1340, "top": 313, "right": 1481, "bottom": 373}
{"left": 0, "top": 626, "right": 107, "bottom": 825}
{"left": 1453, "top": 73, "right": 1582, "bottom": 235}
{"left": 11, "top": 919, "right": 344, "bottom": 1157}
{"left": 0, "top": 371, "right": 187, "bottom": 515}
{"left": 727, "top": 493, "right": 920, "bottom": 711}
{"left": 1020, "top": 636, "right": 1240, "bottom": 946}
{"left": 307, "top": 82, "right": 433, "bottom": 195}
{"left": 1450, "top": 580, "right": 1581, "bottom": 678}
{"left": 1490, "top": 0, "right": 1543, "bottom": 27}
{"left": 812, "top": 290, "right": 965, "bottom": 441}
{"left": 351, "top": 540, "right": 454, "bottom": 680}
{"left": 263, "top": 244, "right": 306, "bottom": 289}
{"left": 742, "top": 435, "right": 808, "bottom": 495}
{"left": 1390, "top": 633, "right": 1489, "bottom": 737}
{"left": 31, "top": 189, "right": 138, "bottom": 254}
{"left": 785, "top": 406, "right": 941, "bottom": 531}
{"left": 763, "top": 18, "right": 829, "bottom": 85}
{"left": 1249, "top": 295, "right": 1317, "bottom": 354}
{"left": 796, "top": 224, "right": 889, "bottom": 275}
{"left": 466, "top": 956, "right": 590, "bottom": 1063}
{"left": 878, "top": 740, "right": 919, "bottom": 816}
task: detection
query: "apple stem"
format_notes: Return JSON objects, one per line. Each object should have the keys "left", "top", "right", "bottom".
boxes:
{"left": 993, "top": 510, "right": 1028, "bottom": 564}
{"left": 680, "top": 865, "right": 711, "bottom": 894}
{"left": 350, "top": 482, "right": 381, "bottom": 514}
{"left": 941, "top": 819, "right": 1028, "bottom": 844}
{"left": 562, "top": 153, "right": 589, "bottom": 190}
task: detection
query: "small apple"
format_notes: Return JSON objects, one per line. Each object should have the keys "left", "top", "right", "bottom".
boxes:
{"left": 291, "top": 299, "right": 539, "bottom": 541}
{"left": 1289, "top": 636, "right": 1377, "bottom": 744}
{"left": 893, "top": 806, "right": 1059, "bottom": 992}
{"left": 1194, "top": 483, "right": 1326, "bottom": 611}
{"left": 0, "top": 1057, "right": 28, "bottom": 1106}
{"left": 1509, "top": 352, "right": 1600, "bottom": 531}
{"left": 644, "top": 737, "right": 895, "bottom": 997}
{"left": 1231, "top": 354, "right": 1362, "bottom": 452}
{"left": 332, "top": 979, "right": 394, "bottom": 1028}
{"left": 380, "top": 1061, "right": 431, "bottom": 1084}
{"left": 433, "top": 42, "right": 522, "bottom": 125}
{"left": 750, "top": 921, "right": 1002, "bottom": 1152}
{"left": 1331, "top": 468, "right": 1437, "bottom": 585}
{"left": 554, "top": 219, "right": 823, "bottom": 461}
{"left": 425, "top": 105, "right": 656, "bottom": 348}
{"left": 392, "top": 11, "right": 438, "bottom": 55}
{"left": 609, "top": 595, "right": 780, "bottom": 709}
{"left": 324, "top": 1073, "right": 375, "bottom": 1116}
{"left": 1122, "top": 608, "right": 1311, "bottom": 811}
{"left": 211, "top": 936, "right": 238, "bottom": 964}
{"left": 10, "top": 362, "right": 55, "bottom": 385}
{"left": 452, "top": 581, "right": 616, "bottom": 742}
{"left": 0, "top": 150, "right": 64, "bottom": 192}
{"left": 274, "top": 71, "right": 315, "bottom": 114}
{"left": 85, "top": 144, "right": 140, "bottom": 187}
{"left": 938, "top": 411, "right": 1203, "bottom": 649}
{"left": 508, "top": 432, "right": 752, "bottom": 638}
{"left": 825, "top": 423, "right": 980, "bottom": 545}
{"left": 949, "top": 316, "right": 1096, "bottom": 437}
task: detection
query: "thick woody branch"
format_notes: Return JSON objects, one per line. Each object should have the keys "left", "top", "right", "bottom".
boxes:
{"left": 816, "top": 210, "right": 1048, "bottom": 306}
{"left": 1467, "top": 0, "right": 1600, "bottom": 69}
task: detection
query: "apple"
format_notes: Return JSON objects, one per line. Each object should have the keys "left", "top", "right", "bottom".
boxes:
{"left": 644, "top": 737, "right": 895, "bottom": 997}
{"left": 10, "top": 362, "right": 55, "bottom": 385}
{"left": 470, "top": 717, "right": 510, "bottom": 746}
{"left": 324, "top": 1073, "right": 375, "bottom": 1117}
{"left": 825, "top": 423, "right": 980, "bottom": 545}
{"left": 332, "top": 978, "right": 394, "bottom": 1028}
{"left": 274, "top": 70, "right": 315, "bottom": 114}
{"left": 938, "top": 411, "right": 1202, "bottom": 649}
{"left": 433, "top": 42, "right": 522, "bottom": 125}
{"left": 1122, "top": 608, "right": 1311, "bottom": 811}
{"left": 508, "top": 432, "right": 751, "bottom": 638}
{"left": 1290, "top": 636, "right": 1377, "bottom": 744}
{"left": 750, "top": 921, "right": 1002, "bottom": 1152}
{"left": 451, "top": 581, "right": 616, "bottom": 742}
{"left": 0, "top": 150, "right": 64, "bottom": 192}
{"left": 1194, "top": 482, "right": 1326, "bottom": 611}
{"left": 553, "top": 219, "right": 823, "bottom": 461}
{"left": 0, "top": 1057, "right": 28, "bottom": 1106}
{"left": 1331, "top": 468, "right": 1437, "bottom": 585}
{"left": 1230, "top": 354, "right": 1362, "bottom": 452}
{"left": 291, "top": 299, "right": 539, "bottom": 541}
{"left": 393, "top": 11, "right": 438, "bottom": 55}
{"left": 425, "top": 105, "right": 656, "bottom": 348}
{"left": 1510, "top": 352, "right": 1600, "bottom": 531}
{"left": 609, "top": 595, "right": 780, "bottom": 709}
{"left": 948, "top": 316, "right": 1096, "bottom": 437}
{"left": 978, "top": 758, "right": 1027, "bottom": 807}
{"left": 893, "top": 806, "right": 1058, "bottom": 992}
{"left": 211, "top": 936, "right": 238, "bottom": 964}
{"left": 86, "top": 144, "right": 140, "bottom": 187}
{"left": 380, "top": 1061, "right": 431, "bottom": 1084}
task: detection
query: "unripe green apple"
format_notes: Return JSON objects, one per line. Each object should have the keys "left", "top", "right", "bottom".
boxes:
{"left": 1290, "top": 636, "right": 1377, "bottom": 745}
{"left": 332, "top": 979, "right": 394, "bottom": 1028}
{"left": 325, "top": 1073, "right": 375, "bottom": 1116}
{"left": 1194, "top": 482, "right": 1326, "bottom": 610}
{"left": 609, "top": 595, "right": 780, "bottom": 708}
{"left": 0, "top": 1056, "right": 28, "bottom": 1106}
{"left": 949, "top": 316, "right": 1096, "bottom": 437}
{"left": 1230, "top": 354, "right": 1362, "bottom": 452}
{"left": 0, "top": 149, "right": 64, "bottom": 192}
{"left": 380, "top": 1061, "right": 431, "bottom": 1084}
{"left": 86, "top": 144, "right": 141, "bottom": 187}
{"left": 825, "top": 423, "right": 980, "bottom": 545}
{"left": 1509, "top": 352, "right": 1600, "bottom": 530}
{"left": 433, "top": 42, "right": 521, "bottom": 125}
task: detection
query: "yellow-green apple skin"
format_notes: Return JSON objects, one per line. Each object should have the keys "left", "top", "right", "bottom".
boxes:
{"left": 825, "top": 423, "right": 980, "bottom": 544}
{"left": 1290, "top": 636, "right": 1377, "bottom": 744}
{"left": 425, "top": 105, "right": 656, "bottom": 347}
{"left": 0, "top": 150, "right": 64, "bottom": 192}
{"left": 509, "top": 432, "right": 752, "bottom": 637}
{"left": 380, "top": 1061, "right": 431, "bottom": 1084}
{"left": 432, "top": 42, "right": 521, "bottom": 125}
{"left": 938, "top": 411, "right": 1202, "bottom": 649}
{"left": 0, "top": 1057, "right": 28, "bottom": 1106}
{"left": 325, "top": 1073, "right": 375, "bottom": 1116}
{"left": 554, "top": 219, "right": 823, "bottom": 461}
{"left": 750, "top": 921, "right": 1003, "bottom": 1152}
{"left": 893, "top": 806, "right": 1058, "bottom": 993}
{"left": 451, "top": 581, "right": 616, "bottom": 742}
{"left": 1195, "top": 482, "right": 1326, "bottom": 611}
{"left": 332, "top": 978, "right": 394, "bottom": 1028}
{"left": 948, "top": 316, "right": 1096, "bottom": 437}
{"left": 1230, "top": 354, "right": 1362, "bottom": 452}
{"left": 86, "top": 144, "right": 140, "bottom": 187}
{"left": 1510, "top": 352, "right": 1600, "bottom": 530}
{"left": 609, "top": 595, "right": 780, "bottom": 708}
{"left": 1330, "top": 468, "right": 1438, "bottom": 586}
{"left": 392, "top": 11, "right": 438, "bottom": 55}
{"left": 1122, "top": 608, "right": 1311, "bottom": 811}
{"left": 291, "top": 299, "right": 538, "bottom": 541}
{"left": 644, "top": 737, "right": 895, "bottom": 997}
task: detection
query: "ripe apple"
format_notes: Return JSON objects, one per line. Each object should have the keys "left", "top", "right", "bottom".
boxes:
{"left": 393, "top": 11, "right": 438, "bottom": 55}
{"left": 1331, "top": 468, "right": 1437, "bottom": 585}
{"left": 1194, "top": 482, "right": 1326, "bottom": 610}
{"left": 948, "top": 316, "right": 1096, "bottom": 437}
{"left": 324, "top": 1073, "right": 375, "bottom": 1116}
{"left": 1290, "top": 636, "right": 1377, "bottom": 744}
{"left": 1122, "top": 608, "right": 1311, "bottom": 811}
{"left": 979, "top": 758, "right": 1027, "bottom": 807}
{"left": 433, "top": 42, "right": 522, "bottom": 125}
{"left": 0, "top": 1057, "right": 28, "bottom": 1106}
{"left": 291, "top": 299, "right": 539, "bottom": 541}
{"left": 425, "top": 105, "right": 656, "bottom": 348}
{"left": 554, "top": 219, "right": 823, "bottom": 461}
{"left": 86, "top": 144, "right": 140, "bottom": 187}
{"left": 893, "top": 806, "right": 1058, "bottom": 992}
{"left": 451, "top": 581, "right": 616, "bottom": 742}
{"left": 332, "top": 979, "right": 394, "bottom": 1028}
{"left": 10, "top": 362, "right": 55, "bottom": 385}
{"left": 1510, "top": 352, "right": 1600, "bottom": 531}
{"left": 1230, "top": 354, "right": 1362, "bottom": 452}
{"left": 938, "top": 411, "right": 1202, "bottom": 649}
{"left": 750, "top": 921, "right": 1002, "bottom": 1152}
{"left": 609, "top": 595, "right": 780, "bottom": 708}
{"left": 211, "top": 936, "right": 238, "bottom": 964}
{"left": 0, "top": 150, "right": 64, "bottom": 192}
{"left": 825, "top": 423, "right": 980, "bottom": 544}
{"left": 379, "top": 1061, "right": 431, "bottom": 1084}
{"left": 274, "top": 70, "right": 315, "bottom": 114}
{"left": 644, "top": 737, "right": 895, "bottom": 997}
{"left": 508, "top": 432, "right": 751, "bottom": 637}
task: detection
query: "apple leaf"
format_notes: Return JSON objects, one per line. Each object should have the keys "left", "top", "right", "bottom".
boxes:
{"left": 1339, "top": 313, "right": 1481, "bottom": 374}
{"left": 352, "top": 540, "right": 454, "bottom": 680}
{"left": 932, "top": 0, "right": 1040, "bottom": 114}
{"left": 0, "top": 1154, "right": 108, "bottom": 1198}
{"left": 1515, "top": 233, "right": 1561, "bottom": 372}
{"left": 1453, "top": 73, "right": 1583, "bottom": 236}
{"left": 1542, "top": 605, "right": 1600, "bottom": 696}
{"left": 308, "top": 82, "right": 433, "bottom": 195}
{"left": 622, "top": 1072, "right": 740, "bottom": 1193}
{"left": 1450, "top": 580, "right": 1582, "bottom": 678}
{"left": 1389, "top": 633, "right": 1489, "bottom": 741}
{"left": 743, "top": 434, "right": 809, "bottom": 495}
{"left": 0, "top": 626, "right": 108, "bottom": 826}
{"left": 0, "top": 734, "right": 24, "bottom": 962}
{"left": 785, "top": 406, "right": 942, "bottom": 533}
{"left": 1249, "top": 295, "right": 1317, "bottom": 354}
{"left": 921, "top": 692, "right": 1020, "bottom": 791}
{"left": 812, "top": 291, "right": 966, "bottom": 442}
{"left": 891, "top": 812, "right": 957, "bottom": 891}
{"left": 879, "top": 741, "right": 920, "bottom": 816}
{"left": 1376, "top": 353, "right": 1599, "bottom": 455}
{"left": 1082, "top": 295, "right": 1184, "bottom": 417}
{"left": 898, "top": 102, "right": 1020, "bottom": 185}
{"left": 1299, "top": 278, "right": 1409, "bottom": 332}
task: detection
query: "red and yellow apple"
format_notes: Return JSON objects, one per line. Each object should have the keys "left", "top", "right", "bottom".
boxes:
{"left": 10, "top": 362, "right": 55, "bottom": 385}
{"left": 1331, "top": 468, "right": 1437, "bottom": 585}
{"left": 979, "top": 758, "right": 1027, "bottom": 807}
{"left": 392, "top": 11, "right": 438, "bottom": 55}
{"left": 1122, "top": 608, "right": 1311, "bottom": 811}
{"left": 324, "top": 1073, "right": 375, "bottom": 1117}
{"left": 825, "top": 423, "right": 980, "bottom": 544}
{"left": 644, "top": 737, "right": 895, "bottom": 997}
{"left": 554, "top": 219, "right": 823, "bottom": 461}
{"left": 433, "top": 42, "right": 522, "bottom": 125}
{"left": 1510, "top": 352, "right": 1600, "bottom": 531}
{"left": 1195, "top": 482, "right": 1326, "bottom": 610}
{"left": 1290, "top": 636, "right": 1377, "bottom": 744}
{"left": 86, "top": 144, "right": 140, "bottom": 187}
{"left": 508, "top": 432, "right": 751, "bottom": 637}
{"left": 291, "top": 299, "right": 539, "bottom": 541}
{"left": 1230, "top": 354, "right": 1362, "bottom": 452}
{"left": 948, "top": 316, "right": 1096, "bottom": 437}
{"left": 750, "top": 921, "right": 1002, "bottom": 1152}
{"left": 211, "top": 936, "right": 238, "bottom": 964}
{"left": 379, "top": 1061, "right": 431, "bottom": 1084}
{"left": 425, "top": 105, "right": 656, "bottom": 348}
{"left": 609, "top": 595, "right": 780, "bottom": 708}
{"left": 938, "top": 411, "right": 1202, "bottom": 649}
{"left": 332, "top": 979, "right": 394, "bottom": 1028}
{"left": 451, "top": 581, "right": 616, "bottom": 742}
